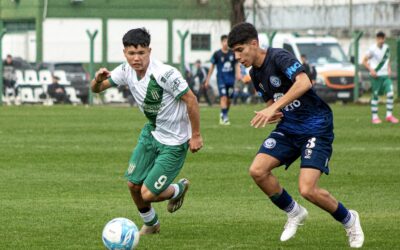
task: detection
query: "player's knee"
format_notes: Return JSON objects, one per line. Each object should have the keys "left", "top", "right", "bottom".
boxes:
{"left": 249, "top": 164, "right": 270, "bottom": 180}
{"left": 127, "top": 181, "right": 141, "bottom": 193}
{"left": 141, "top": 188, "right": 157, "bottom": 202}
{"left": 299, "top": 185, "right": 315, "bottom": 201}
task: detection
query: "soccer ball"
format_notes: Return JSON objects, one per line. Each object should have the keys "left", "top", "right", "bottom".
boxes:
{"left": 102, "top": 218, "right": 140, "bottom": 250}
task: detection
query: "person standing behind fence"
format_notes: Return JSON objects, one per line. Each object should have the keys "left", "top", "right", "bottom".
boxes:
{"left": 204, "top": 35, "right": 241, "bottom": 125}
{"left": 300, "top": 54, "right": 317, "bottom": 84}
{"left": 362, "top": 31, "right": 398, "bottom": 124}
{"left": 193, "top": 59, "right": 212, "bottom": 106}
{"left": 3, "top": 55, "right": 18, "bottom": 104}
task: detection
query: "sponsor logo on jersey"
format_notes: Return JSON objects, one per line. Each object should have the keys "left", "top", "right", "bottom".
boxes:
{"left": 171, "top": 77, "right": 184, "bottom": 92}
{"left": 263, "top": 138, "right": 276, "bottom": 149}
{"left": 164, "top": 69, "right": 174, "bottom": 80}
{"left": 257, "top": 91, "right": 263, "bottom": 97}
{"left": 143, "top": 103, "right": 165, "bottom": 113}
{"left": 284, "top": 62, "right": 302, "bottom": 80}
{"left": 160, "top": 76, "right": 167, "bottom": 83}
{"left": 273, "top": 93, "right": 301, "bottom": 111}
{"left": 270, "top": 76, "right": 281, "bottom": 87}
{"left": 273, "top": 93, "right": 284, "bottom": 101}
{"left": 222, "top": 61, "right": 233, "bottom": 72}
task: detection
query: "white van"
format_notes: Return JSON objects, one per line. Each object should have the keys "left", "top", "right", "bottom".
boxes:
{"left": 259, "top": 33, "right": 355, "bottom": 102}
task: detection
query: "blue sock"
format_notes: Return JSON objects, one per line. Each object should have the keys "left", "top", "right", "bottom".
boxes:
{"left": 221, "top": 108, "right": 228, "bottom": 119}
{"left": 270, "top": 189, "right": 295, "bottom": 212}
{"left": 331, "top": 202, "right": 352, "bottom": 225}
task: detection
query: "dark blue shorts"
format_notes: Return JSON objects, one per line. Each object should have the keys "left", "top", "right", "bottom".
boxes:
{"left": 257, "top": 130, "right": 334, "bottom": 174}
{"left": 217, "top": 82, "right": 234, "bottom": 97}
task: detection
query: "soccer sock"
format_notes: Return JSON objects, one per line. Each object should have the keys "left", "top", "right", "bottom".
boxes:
{"left": 331, "top": 202, "right": 355, "bottom": 228}
{"left": 269, "top": 189, "right": 299, "bottom": 217}
{"left": 139, "top": 207, "right": 159, "bottom": 226}
{"left": 138, "top": 207, "right": 150, "bottom": 213}
{"left": 170, "top": 183, "right": 184, "bottom": 199}
{"left": 371, "top": 95, "right": 379, "bottom": 119}
{"left": 221, "top": 108, "right": 228, "bottom": 119}
{"left": 386, "top": 92, "right": 394, "bottom": 117}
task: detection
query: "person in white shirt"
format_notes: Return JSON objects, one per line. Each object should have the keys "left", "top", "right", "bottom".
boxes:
{"left": 362, "top": 31, "right": 398, "bottom": 124}
{"left": 91, "top": 28, "right": 203, "bottom": 235}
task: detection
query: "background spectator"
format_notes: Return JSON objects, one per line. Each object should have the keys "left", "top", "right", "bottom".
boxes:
{"left": 3, "top": 54, "right": 18, "bottom": 104}
{"left": 47, "top": 75, "right": 70, "bottom": 104}
{"left": 193, "top": 59, "right": 212, "bottom": 106}
{"left": 300, "top": 54, "right": 317, "bottom": 84}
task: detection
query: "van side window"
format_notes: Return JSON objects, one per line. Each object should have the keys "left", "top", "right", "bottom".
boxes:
{"left": 283, "top": 43, "right": 295, "bottom": 55}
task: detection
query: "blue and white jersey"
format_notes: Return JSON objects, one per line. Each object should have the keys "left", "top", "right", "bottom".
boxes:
{"left": 210, "top": 49, "right": 236, "bottom": 85}
{"left": 250, "top": 48, "right": 333, "bottom": 136}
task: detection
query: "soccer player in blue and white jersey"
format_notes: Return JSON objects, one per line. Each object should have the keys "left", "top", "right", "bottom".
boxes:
{"left": 205, "top": 35, "right": 241, "bottom": 125}
{"left": 228, "top": 23, "right": 364, "bottom": 248}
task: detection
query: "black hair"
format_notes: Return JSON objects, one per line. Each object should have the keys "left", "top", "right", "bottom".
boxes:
{"left": 122, "top": 28, "right": 151, "bottom": 48}
{"left": 228, "top": 22, "right": 258, "bottom": 48}
{"left": 376, "top": 31, "right": 385, "bottom": 38}
{"left": 301, "top": 54, "right": 307, "bottom": 58}
{"left": 220, "top": 35, "right": 228, "bottom": 41}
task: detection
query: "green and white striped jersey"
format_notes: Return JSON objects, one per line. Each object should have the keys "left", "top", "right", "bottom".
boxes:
{"left": 366, "top": 43, "right": 390, "bottom": 76}
{"left": 109, "top": 58, "right": 191, "bottom": 146}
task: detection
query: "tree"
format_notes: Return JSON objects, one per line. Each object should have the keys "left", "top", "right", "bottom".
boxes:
{"left": 231, "top": 0, "right": 245, "bottom": 27}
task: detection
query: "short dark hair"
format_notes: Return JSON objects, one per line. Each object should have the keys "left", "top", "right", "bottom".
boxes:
{"left": 220, "top": 35, "right": 228, "bottom": 41}
{"left": 122, "top": 28, "right": 151, "bottom": 48}
{"left": 376, "top": 31, "right": 385, "bottom": 38}
{"left": 228, "top": 22, "right": 258, "bottom": 48}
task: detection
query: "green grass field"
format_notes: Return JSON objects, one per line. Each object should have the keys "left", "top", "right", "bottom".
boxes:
{"left": 1, "top": 104, "right": 399, "bottom": 249}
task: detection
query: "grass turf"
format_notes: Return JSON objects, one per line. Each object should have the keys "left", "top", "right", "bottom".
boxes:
{"left": 0, "top": 104, "right": 399, "bottom": 249}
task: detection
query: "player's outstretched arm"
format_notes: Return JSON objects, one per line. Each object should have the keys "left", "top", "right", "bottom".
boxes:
{"left": 91, "top": 68, "right": 113, "bottom": 93}
{"left": 181, "top": 89, "right": 203, "bottom": 153}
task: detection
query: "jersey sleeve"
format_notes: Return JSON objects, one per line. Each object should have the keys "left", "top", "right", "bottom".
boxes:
{"left": 365, "top": 45, "right": 374, "bottom": 58}
{"left": 210, "top": 51, "right": 218, "bottom": 65}
{"left": 250, "top": 69, "right": 270, "bottom": 102}
{"left": 160, "top": 67, "right": 189, "bottom": 100}
{"left": 109, "top": 63, "right": 127, "bottom": 86}
{"left": 274, "top": 50, "right": 305, "bottom": 82}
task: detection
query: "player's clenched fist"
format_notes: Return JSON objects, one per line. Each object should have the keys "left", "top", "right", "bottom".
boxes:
{"left": 95, "top": 68, "right": 111, "bottom": 83}
{"left": 189, "top": 134, "right": 203, "bottom": 153}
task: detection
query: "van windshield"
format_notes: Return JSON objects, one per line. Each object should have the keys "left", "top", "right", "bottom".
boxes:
{"left": 297, "top": 43, "right": 349, "bottom": 65}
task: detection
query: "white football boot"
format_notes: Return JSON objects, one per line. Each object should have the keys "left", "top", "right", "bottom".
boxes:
{"left": 280, "top": 205, "right": 308, "bottom": 241}
{"left": 345, "top": 210, "right": 364, "bottom": 248}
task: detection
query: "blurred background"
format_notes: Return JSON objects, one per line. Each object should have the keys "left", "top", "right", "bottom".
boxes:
{"left": 0, "top": 0, "right": 399, "bottom": 106}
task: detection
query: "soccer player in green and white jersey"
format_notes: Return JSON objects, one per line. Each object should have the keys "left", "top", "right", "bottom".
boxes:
{"left": 362, "top": 31, "right": 398, "bottom": 124}
{"left": 91, "top": 28, "right": 203, "bottom": 235}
